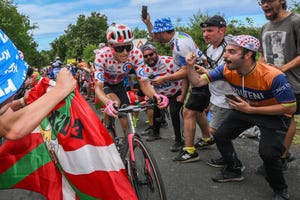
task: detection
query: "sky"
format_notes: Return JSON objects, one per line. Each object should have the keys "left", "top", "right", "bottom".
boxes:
{"left": 13, "top": 0, "right": 293, "bottom": 51}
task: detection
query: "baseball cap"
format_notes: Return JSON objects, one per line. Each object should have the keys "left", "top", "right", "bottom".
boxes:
{"left": 152, "top": 18, "right": 174, "bottom": 33}
{"left": 225, "top": 35, "right": 260, "bottom": 52}
{"left": 200, "top": 15, "right": 226, "bottom": 28}
{"left": 139, "top": 43, "right": 157, "bottom": 53}
{"left": 0, "top": 29, "right": 28, "bottom": 104}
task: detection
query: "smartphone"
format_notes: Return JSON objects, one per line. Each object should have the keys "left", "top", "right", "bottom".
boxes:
{"left": 225, "top": 94, "right": 240, "bottom": 102}
{"left": 142, "top": 5, "right": 147, "bottom": 20}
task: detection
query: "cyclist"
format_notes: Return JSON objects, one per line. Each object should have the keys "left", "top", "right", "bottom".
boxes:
{"left": 48, "top": 59, "right": 62, "bottom": 80}
{"left": 93, "top": 23, "right": 169, "bottom": 134}
{"left": 0, "top": 29, "right": 76, "bottom": 140}
{"left": 186, "top": 35, "right": 296, "bottom": 199}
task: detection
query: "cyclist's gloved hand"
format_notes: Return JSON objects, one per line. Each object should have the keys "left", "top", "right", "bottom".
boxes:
{"left": 104, "top": 100, "right": 118, "bottom": 118}
{"left": 153, "top": 93, "right": 169, "bottom": 108}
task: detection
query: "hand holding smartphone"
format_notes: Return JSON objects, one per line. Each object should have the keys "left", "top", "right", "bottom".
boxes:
{"left": 225, "top": 94, "right": 240, "bottom": 102}
{"left": 142, "top": 5, "right": 147, "bottom": 20}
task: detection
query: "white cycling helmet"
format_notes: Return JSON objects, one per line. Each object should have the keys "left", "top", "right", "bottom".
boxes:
{"left": 106, "top": 23, "right": 134, "bottom": 44}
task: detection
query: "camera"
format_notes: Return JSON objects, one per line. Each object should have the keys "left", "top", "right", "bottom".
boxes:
{"left": 195, "top": 57, "right": 205, "bottom": 66}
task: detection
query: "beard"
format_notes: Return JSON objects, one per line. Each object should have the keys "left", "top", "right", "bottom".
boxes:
{"left": 264, "top": 9, "right": 279, "bottom": 21}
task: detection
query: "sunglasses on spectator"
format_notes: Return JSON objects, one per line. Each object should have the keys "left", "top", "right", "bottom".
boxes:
{"left": 257, "top": 0, "right": 276, "bottom": 6}
{"left": 113, "top": 44, "right": 133, "bottom": 53}
{"left": 144, "top": 52, "right": 155, "bottom": 58}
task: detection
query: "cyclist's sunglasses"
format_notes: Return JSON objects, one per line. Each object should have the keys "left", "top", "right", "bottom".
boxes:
{"left": 257, "top": 0, "right": 276, "bottom": 6}
{"left": 143, "top": 52, "right": 155, "bottom": 58}
{"left": 113, "top": 44, "right": 133, "bottom": 53}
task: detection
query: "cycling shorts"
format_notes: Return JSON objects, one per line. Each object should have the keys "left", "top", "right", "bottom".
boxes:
{"left": 185, "top": 86, "right": 210, "bottom": 112}
{"left": 104, "top": 82, "right": 130, "bottom": 106}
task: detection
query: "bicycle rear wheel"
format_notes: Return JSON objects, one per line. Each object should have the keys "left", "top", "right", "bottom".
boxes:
{"left": 129, "top": 136, "right": 167, "bottom": 200}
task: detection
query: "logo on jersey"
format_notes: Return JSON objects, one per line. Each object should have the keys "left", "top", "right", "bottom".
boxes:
{"left": 107, "top": 65, "right": 117, "bottom": 73}
{"left": 123, "top": 63, "right": 132, "bottom": 72}
{"left": 97, "top": 73, "right": 104, "bottom": 81}
{"left": 138, "top": 68, "right": 147, "bottom": 77}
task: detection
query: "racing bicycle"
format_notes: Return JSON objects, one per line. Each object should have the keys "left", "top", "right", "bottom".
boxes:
{"left": 102, "top": 102, "right": 167, "bottom": 200}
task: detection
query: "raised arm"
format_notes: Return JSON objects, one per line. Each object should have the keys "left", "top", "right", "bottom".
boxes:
{"left": 141, "top": 13, "right": 155, "bottom": 41}
{"left": 186, "top": 52, "right": 209, "bottom": 87}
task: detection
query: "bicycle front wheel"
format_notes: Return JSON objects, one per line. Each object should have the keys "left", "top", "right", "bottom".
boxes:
{"left": 129, "top": 136, "right": 167, "bottom": 200}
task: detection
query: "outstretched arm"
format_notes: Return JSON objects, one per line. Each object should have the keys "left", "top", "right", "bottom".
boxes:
{"left": 0, "top": 68, "right": 76, "bottom": 140}
{"left": 139, "top": 79, "right": 156, "bottom": 98}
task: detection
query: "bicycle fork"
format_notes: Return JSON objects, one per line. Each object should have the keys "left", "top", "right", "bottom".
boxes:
{"left": 126, "top": 114, "right": 152, "bottom": 178}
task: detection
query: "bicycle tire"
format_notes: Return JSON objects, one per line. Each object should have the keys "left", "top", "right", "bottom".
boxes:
{"left": 129, "top": 135, "right": 167, "bottom": 200}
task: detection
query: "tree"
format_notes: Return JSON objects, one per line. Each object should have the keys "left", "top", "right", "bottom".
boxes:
{"left": 0, "top": 0, "right": 42, "bottom": 67}
{"left": 51, "top": 12, "right": 108, "bottom": 62}
{"left": 83, "top": 44, "right": 98, "bottom": 63}
{"left": 290, "top": 0, "right": 300, "bottom": 13}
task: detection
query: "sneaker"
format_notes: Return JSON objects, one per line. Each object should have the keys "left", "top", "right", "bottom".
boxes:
{"left": 141, "top": 126, "right": 153, "bottom": 136}
{"left": 172, "top": 150, "right": 200, "bottom": 163}
{"left": 194, "top": 137, "right": 215, "bottom": 149}
{"left": 207, "top": 157, "right": 225, "bottom": 168}
{"left": 146, "top": 133, "right": 161, "bottom": 142}
{"left": 211, "top": 168, "right": 244, "bottom": 183}
{"left": 272, "top": 188, "right": 290, "bottom": 200}
{"left": 286, "top": 151, "right": 296, "bottom": 163}
{"left": 207, "top": 157, "right": 246, "bottom": 172}
{"left": 170, "top": 141, "right": 184, "bottom": 152}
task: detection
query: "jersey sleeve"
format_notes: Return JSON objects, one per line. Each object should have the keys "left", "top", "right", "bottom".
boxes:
{"left": 207, "top": 64, "right": 225, "bottom": 82}
{"left": 132, "top": 49, "right": 148, "bottom": 81}
{"left": 93, "top": 52, "right": 106, "bottom": 83}
{"left": 271, "top": 74, "right": 296, "bottom": 105}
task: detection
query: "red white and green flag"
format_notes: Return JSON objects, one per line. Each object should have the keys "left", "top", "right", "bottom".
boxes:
{"left": 0, "top": 131, "right": 76, "bottom": 199}
{"left": 0, "top": 77, "right": 137, "bottom": 200}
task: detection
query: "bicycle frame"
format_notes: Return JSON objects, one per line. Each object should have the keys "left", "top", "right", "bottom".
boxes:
{"left": 118, "top": 104, "right": 152, "bottom": 162}
{"left": 102, "top": 103, "right": 167, "bottom": 200}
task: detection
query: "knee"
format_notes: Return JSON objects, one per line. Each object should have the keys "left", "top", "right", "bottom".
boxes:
{"left": 183, "top": 108, "right": 194, "bottom": 118}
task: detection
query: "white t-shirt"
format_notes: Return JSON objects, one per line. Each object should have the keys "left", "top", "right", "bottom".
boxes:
{"left": 205, "top": 43, "right": 234, "bottom": 109}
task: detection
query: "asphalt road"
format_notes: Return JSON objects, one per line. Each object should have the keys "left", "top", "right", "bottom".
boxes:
{"left": 1, "top": 104, "right": 299, "bottom": 200}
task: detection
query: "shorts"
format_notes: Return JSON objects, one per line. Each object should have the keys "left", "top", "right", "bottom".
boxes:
{"left": 185, "top": 86, "right": 210, "bottom": 112}
{"left": 209, "top": 104, "right": 232, "bottom": 130}
{"left": 104, "top": 82, "right": 130, "bottom": 106}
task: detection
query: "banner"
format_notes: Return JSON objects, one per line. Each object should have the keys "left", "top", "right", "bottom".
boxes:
{"left": 27, "top": 78, "right": 138, "bottom": 200}
{"left": 0, "top": 132, "right": 75, "bottom": 199}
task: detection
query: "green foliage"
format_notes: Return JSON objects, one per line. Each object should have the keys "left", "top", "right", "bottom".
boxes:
{"left": 52, "top": 12, "right": 108, "bottom": 62}
{"left": 0, "top": 0, "right": 42, "bottom": 67}
{"left": 290, "top": 0, "right": 300, "bottom": 13}
{"left": 2, "top": 2, "right": 281, "bottom": 68}
{"left": 133, "top": 27, "right": 149, "bottom": 39}
{"left": 83, "top": 44, "right": 98, "bottom": 63}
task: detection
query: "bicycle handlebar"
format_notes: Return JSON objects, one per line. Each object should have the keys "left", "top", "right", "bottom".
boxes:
{"left": 118, "top": 103, "right": 156, "bottom": 113}
{"left": 100, "top": 101, "right": 170, "bottom": 120}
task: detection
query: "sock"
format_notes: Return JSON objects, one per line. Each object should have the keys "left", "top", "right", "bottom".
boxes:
{"left": 133, "top": 116, "right": 137, "bottom": 127}
{"left": 202, "top": 137, "right": 213, "bottom": 142}
{"left": 184, "top": 146, "right": 196, "bottom": 154}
